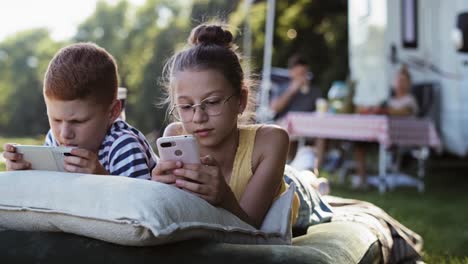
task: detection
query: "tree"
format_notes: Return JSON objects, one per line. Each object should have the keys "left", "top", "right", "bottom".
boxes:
{"left": 190, "top": 0, "right": 240, "bottom": 26}
{"left": 0, "top": 29, "right": 62, "bottom": 136}
{"left": 73, "top": 0, "right": 130, "bottom": 66}
{"left": 122, "top": 0, "right": 188, "bottom": 134}
{"left": 71, "top": 0, "right": 188, "bottom": 134}
{"left": 0, "top": 0, "right": 348, "bottom": 137}
{"left": 230, "top": 0, "right": 348, "bottom": 92}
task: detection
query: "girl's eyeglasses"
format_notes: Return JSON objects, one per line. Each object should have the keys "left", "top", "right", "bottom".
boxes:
{"left": 170, "top": 94, "right": 237, "bottom": 122}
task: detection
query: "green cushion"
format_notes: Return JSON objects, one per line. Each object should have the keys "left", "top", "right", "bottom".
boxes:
{"left": 294, "top": 221, "right": 382, "bottom": 264}
{"left": 0, "top": 222, "right": 381, "bottom": 264}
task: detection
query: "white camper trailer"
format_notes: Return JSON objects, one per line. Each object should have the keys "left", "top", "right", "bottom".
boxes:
{"left": 349, "top": 0, "right": 468, "bottom": 156}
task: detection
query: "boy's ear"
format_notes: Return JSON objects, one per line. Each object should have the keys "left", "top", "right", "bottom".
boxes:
{"left": 109, "top": 99, "right": 122, "bottom": 121}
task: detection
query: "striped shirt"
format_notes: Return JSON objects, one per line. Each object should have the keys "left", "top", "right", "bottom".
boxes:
{"left": 45, "top": 119, "right": 157, "bottom": 179}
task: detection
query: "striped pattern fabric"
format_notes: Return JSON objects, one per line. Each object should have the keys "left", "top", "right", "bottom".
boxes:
{"left": 283, "top": 165, "right": 333, "bottom": 230}
{"left": 279, "top": 112, "right": 441, "bottom": 150}
{"left": 45, "top": 119, "right": 157, "bottom": 179}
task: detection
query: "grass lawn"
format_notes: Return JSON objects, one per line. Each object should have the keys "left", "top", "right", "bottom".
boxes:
{"left": 1, "top": 136, "right": 467, "bottom": 262}
{"left": 0, "top": 136, "right": 45, "bottom": 146}
{"left": 324, "top": 154, "right": 468, "bottom": 263}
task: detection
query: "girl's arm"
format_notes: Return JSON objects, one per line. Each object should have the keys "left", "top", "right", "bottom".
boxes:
{"left": 161, "top": 123, "right": 254, "bottom": 223}
{"left": 236, "top": 125, "right": 290, "bottom": 228}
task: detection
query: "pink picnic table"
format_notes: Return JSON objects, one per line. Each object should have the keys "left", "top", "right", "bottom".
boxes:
{"left": 278, "top": 112, "right": 442, "bottom": 193}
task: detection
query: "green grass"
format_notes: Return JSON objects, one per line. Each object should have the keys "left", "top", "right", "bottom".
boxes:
{"left": 0, "top": 136, "right": 45, "bottom": 146}
{"left": 1, "top": 136, "right": 467, "bottom": 262}
{"left": 322, "top": 157, "right": 468, "bottom": 263}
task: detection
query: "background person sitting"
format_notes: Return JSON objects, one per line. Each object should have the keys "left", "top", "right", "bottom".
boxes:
{"left": 269, "top": 55, "right": 323, "bottom": 169}
{"left": 352, "top": 64, "right": 418, "bottom": 189}
{"left": 270, "top": 54, "right": 321, "bottom": 119}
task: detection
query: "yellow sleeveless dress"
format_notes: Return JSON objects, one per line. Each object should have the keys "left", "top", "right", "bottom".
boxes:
{"left": 229, "top": 125, "right": 300, "bottom": 225}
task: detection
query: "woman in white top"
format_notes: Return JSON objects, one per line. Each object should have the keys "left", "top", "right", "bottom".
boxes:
{"left": 353, "top": 65, "right": 419, "bottom": 189}
{"left": 386, "top": 65, "right": 419, "bottom": 116}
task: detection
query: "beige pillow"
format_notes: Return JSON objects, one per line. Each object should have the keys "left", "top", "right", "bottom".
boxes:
{"left": 0, "top": 171, "right": 294, "bottom": 246}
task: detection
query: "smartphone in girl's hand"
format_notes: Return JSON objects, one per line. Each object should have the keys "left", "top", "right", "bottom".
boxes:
{"left": 156, "top": 135, "right": 200, "bottom": 164}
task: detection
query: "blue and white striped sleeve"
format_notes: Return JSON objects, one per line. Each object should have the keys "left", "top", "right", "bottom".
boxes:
{"left": 44, "top": 130, "right": 55, "bottom": 146}
{"left": 107, "top": 135, "right": 153, "bottom": 179}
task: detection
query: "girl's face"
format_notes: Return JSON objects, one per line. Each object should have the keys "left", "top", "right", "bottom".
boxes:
{"left": 172, "top": 69, "right": 246, "bottom": 147}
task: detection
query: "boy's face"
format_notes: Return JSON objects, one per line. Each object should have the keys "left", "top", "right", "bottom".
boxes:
{"left": 45, "top": 97, "right": 117, "bottom": 152}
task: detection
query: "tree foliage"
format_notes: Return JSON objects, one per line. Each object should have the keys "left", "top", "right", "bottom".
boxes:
{"left": 0, "top": 29, "right": 62, "bottom": 136}
{"left": 231, "top": 0, "right": 348, "bottom": 92}
{"left": 0, "top": 0, "right": 347, "bottom": 137}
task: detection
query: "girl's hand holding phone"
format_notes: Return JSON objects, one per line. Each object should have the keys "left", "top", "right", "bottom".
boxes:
{"left": 152, "top": 135, "right": 231, "bottom": 206}
{"left": 172, "top": 155, "right": 230, "bottom": 206}
{"left": 151, "top": 160, "right": 183, "bottom": 184}
{"left": 152, "top": 135, "right": 200, "bottom": 185}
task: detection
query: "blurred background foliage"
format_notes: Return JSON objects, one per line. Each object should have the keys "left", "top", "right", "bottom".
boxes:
{"left": 0, "top": 0, "right": 347, "bottom": 137}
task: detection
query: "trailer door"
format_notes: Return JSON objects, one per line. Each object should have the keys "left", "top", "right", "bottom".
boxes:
{"left": 437, "top": 1, "right": 468, "bottom": 156}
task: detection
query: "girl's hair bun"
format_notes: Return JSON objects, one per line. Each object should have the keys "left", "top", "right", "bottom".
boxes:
{"left": 188, "top": 23, "right": 233, "bottom": 47}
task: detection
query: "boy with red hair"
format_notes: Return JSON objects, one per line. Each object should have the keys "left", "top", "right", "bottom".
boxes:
{"left": 3, "top": 43, "right": 157, "bottom": 179}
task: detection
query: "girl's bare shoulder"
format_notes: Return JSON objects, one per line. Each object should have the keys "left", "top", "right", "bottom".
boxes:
{"left": 254, "top": 124, "right": 289, "bottom": 150}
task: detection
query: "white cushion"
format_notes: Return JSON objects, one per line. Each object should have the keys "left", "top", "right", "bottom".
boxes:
{"left": 0, "top": 171, "right": 295, "bottom": 246}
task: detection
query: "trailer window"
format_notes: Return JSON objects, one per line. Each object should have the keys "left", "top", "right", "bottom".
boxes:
{"left": 401, "top": 0, "right": 418, "bottom": 48}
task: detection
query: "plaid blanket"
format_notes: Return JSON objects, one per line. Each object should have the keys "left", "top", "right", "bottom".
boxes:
{"left": 323, "top": 196, "right": 423, "bottom": 263}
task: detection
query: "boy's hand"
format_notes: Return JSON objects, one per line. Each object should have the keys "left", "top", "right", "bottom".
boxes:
{"left": 2, "top": 143, "right": 31, "bottom": 170}
{"left": 151, "top": 160, "right": 183, "bottom": 185}
{"left": 63, "top": 148, "right": 108, "bottom": 175}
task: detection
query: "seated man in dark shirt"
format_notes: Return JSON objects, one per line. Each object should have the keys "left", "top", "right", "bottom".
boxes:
{"left": 270, "top": 55, "right": 322, "bottom": 168}
{"left": 270, "top": 55, "right": 322, "bottom": 120}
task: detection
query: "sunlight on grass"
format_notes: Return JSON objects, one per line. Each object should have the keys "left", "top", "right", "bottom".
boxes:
{"left": 0, "top": 136, "right": 44, "bottom": 147}
{"left": 321, "top": 168, "right": 468, "bottom": 262}
{"left": 424, "top": 255, "right": 468, "bottom": 264}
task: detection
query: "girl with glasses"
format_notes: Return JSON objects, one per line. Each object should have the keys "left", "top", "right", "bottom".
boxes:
{"left": 150, "top": 22, "right": 303, "bottom": 229}
{"left": 150, "top": 23, "right": 422, "bottom": 259}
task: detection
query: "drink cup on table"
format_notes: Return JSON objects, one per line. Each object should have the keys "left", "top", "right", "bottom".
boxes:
{"left": 316, "top": 98, "right": 328, "bottom": 114}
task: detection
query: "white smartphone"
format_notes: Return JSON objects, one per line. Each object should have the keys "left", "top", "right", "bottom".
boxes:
{"left": 156, "top": 135, "right": 200, "bottom": 164}
{"left": 15, "top": 145, "right": 75, "bottom": 172}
